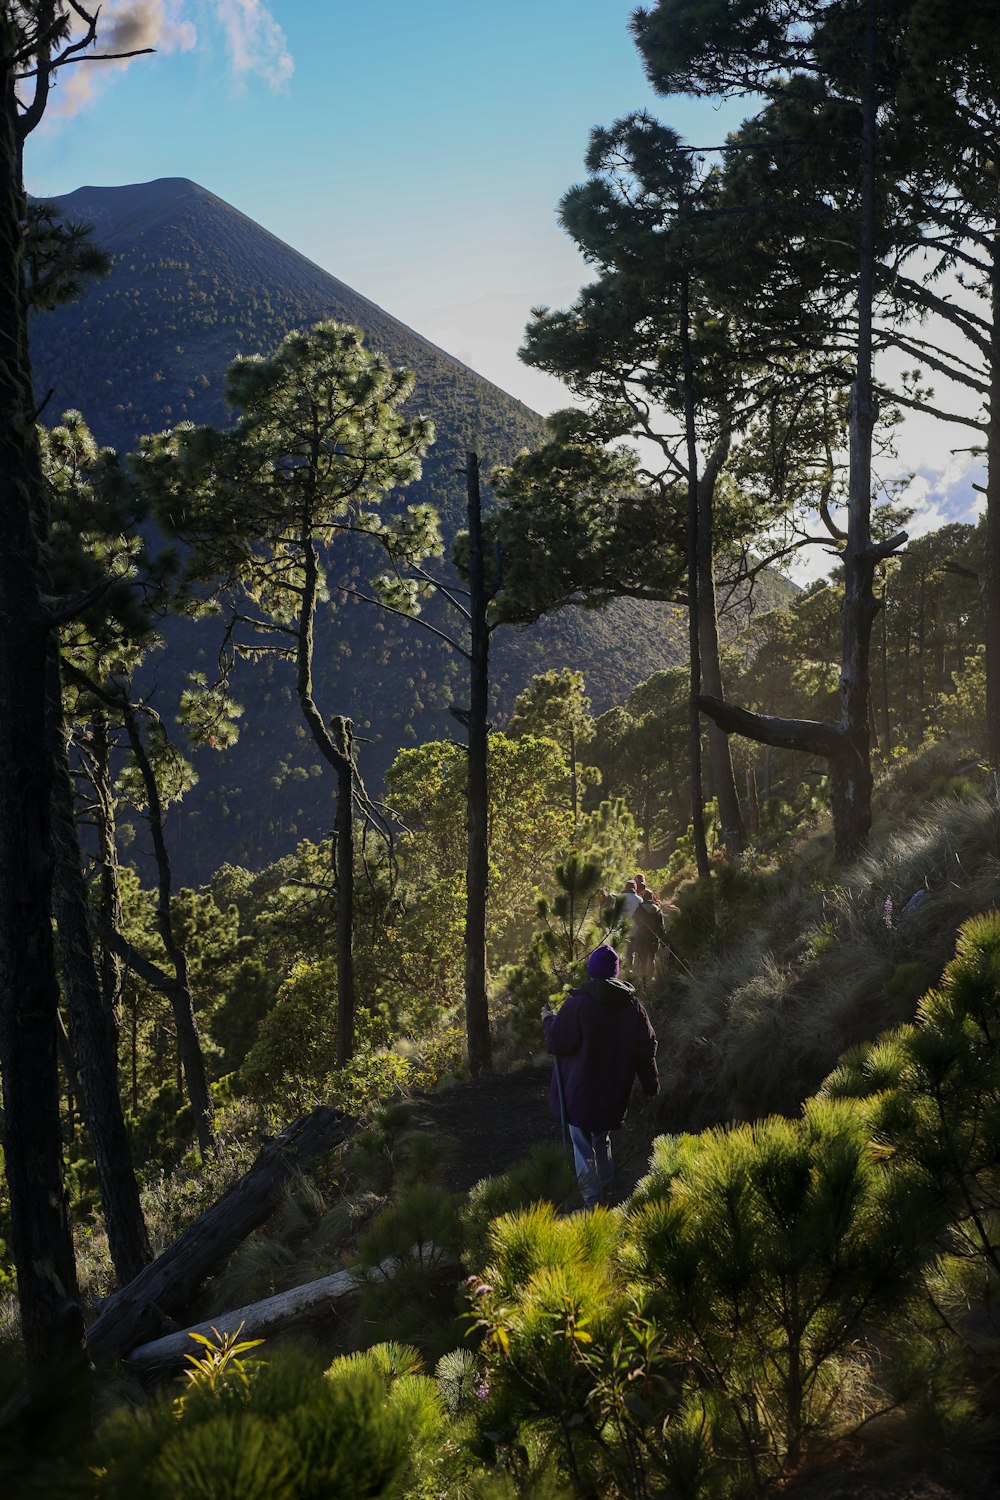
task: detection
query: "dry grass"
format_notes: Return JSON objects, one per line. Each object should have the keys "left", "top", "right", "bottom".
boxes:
{"left": 647, "top": 775, "right": 1000, "bottom": 1134}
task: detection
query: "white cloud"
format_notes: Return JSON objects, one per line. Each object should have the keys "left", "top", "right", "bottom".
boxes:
{"left": 212, "top": 0, "right": 293, "bottom": 89}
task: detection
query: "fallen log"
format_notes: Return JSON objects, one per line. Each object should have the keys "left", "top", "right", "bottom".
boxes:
{"left": 126, "top": 1244, "right": 457, "bottom": 1379}
{"left": 87, "top": 1106, "right": 354, "bottom": 1366}
{"left": 127, "top": 1267, "right": 360, "bottom": 1379}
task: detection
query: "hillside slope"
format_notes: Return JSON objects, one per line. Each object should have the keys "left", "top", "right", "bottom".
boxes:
{"left": 29, "top": 180, "right": 713, "bottom": 879}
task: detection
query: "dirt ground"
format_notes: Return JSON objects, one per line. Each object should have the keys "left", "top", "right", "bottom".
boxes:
{"left": 409, "top": 1062, "right": 660, "bottom": 1199}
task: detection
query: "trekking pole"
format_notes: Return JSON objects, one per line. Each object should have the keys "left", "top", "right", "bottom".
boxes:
{"left": 554, "top": 1057, "right": 569, "bottom": 1153}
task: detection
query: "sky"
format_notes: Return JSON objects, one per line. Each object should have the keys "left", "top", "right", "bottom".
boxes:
{"left": 25, "top": 0, "right": 985, "bottom": 577}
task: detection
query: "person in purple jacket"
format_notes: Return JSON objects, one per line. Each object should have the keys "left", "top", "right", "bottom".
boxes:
{"left": 541, "top": 943, "right": 659, "bottom": 1207}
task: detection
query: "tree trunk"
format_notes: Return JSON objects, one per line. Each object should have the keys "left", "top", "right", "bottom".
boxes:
{"left": 128, "top": 1267, "right": 364, "bottom": 1378}
{"left": 465, "top": 453, "right": 492, "bottom": 1076}
{"left": 0, "top": 64, "right": 82, "bottom": 1366}
{"left": 569, "top": 722, "right": 578, "bottom": 826}
{"left": 832, "top": 0, "right": 881, "bottom": 863}
{"left": 880, "top": 580, "right": 891, "bottom": 754}
{"left": 123, "top": 704, "right": 214, "bottom": 1154}
{"left": 695, "top": 0, "right": 906, "bottom": 867}
{"left": 697, "top": 431, "right": 746, "bottom": 858}
{"left": 127, "top": 1243, "right": 455, "bottom": 1380}
{"left": 331, "top": 716, "right": 356, "bottom": 1065}
{"left": 90, "top": 711, "right": 125, "bottom": 1016}
{"left": 679, "top": 272, "right": 711, "bottom": 877}
{"left": 87, "top": 1107, "right": 354, "bottom": 1366}
{"left": 985, "top": 230, "right": 1000, "bottom": 772}
{"left": 48, "top": 649, "right": 151, "bottom": 1285}
{"left": 746, "top": 764, "right": 760, "bottom": 835}
{"left": 295, "top": 526, "right": 359, "bottom": 1061}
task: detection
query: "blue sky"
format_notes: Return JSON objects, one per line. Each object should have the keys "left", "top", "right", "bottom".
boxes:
{"left": 28, "top": 0, "right": 748, "bottom": 415}
{"left": 26, "top": 0, "right": 983, "bottom": 570}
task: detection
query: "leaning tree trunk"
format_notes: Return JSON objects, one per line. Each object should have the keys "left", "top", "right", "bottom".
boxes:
{"left": 87, "top": 1106, "right": 354, "bottom": 1365}
{"left": 0, "top": 67, "right": 81, "bottom": 1365}
{"left": 465, "top": 453, "right": 492, "bottom": 1077}
{"left": 48, "top": 649, "right": 151, "bottom": 1284}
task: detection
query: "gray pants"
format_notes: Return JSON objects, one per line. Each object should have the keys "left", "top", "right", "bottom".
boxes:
{"left": 569, "top": 1123, "right": 613, "bottom": 1207}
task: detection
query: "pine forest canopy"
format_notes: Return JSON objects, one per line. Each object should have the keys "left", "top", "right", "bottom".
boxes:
{"left": 27, "top": 176, "right": 751, "bottom": 881}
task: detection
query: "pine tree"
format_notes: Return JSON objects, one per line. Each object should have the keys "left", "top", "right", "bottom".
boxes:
{"left": 140, "top": 322, "right": 435, "bottom": 1063}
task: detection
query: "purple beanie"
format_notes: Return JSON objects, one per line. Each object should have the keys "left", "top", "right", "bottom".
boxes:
{"left": 587, "top": 944, "right": 620, "bottom": 979}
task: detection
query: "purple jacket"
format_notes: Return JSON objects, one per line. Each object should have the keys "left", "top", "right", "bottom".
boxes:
{"left": 543, "top": 977, "right": 659, "bottom": 1133}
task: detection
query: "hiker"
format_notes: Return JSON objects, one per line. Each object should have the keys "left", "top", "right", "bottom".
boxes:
{"left": 632, "top": 890, "right": 667, "bottom": 978}
{"left": 620, "top": 878, "right": 643, "bottom": 965}
{"left": 620, "top": 878, "right": 643, "bottom": 920}
{"left": 541, "top": 944, "right": 659, "bottom": 1208}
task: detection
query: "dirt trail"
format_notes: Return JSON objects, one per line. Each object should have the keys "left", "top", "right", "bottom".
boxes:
{"left": 409, "top": 1062, "right": 659, "bottom": 1200}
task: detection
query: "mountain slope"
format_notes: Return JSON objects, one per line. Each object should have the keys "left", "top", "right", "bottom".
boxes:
{"left": 28, "top": 179, "right": 717, "bottom": 879}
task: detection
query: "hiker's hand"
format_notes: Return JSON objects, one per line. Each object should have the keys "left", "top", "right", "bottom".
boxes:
{"left": 540, "top": 1005, "right": 553, "bottom": 1021}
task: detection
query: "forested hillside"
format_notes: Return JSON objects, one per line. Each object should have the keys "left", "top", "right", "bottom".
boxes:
{"left": 6, "top": 3, "right": 1000, "bottom": 1498}
{"left": 28, "top": 178, "right": 708, "bottom": 879}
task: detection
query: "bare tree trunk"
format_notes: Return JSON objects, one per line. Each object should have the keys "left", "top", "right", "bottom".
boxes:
{"left": 0, "top": 64, "right": 81, "bottom": 1366}
{"left": 880, "top": 580, "right": 891, "bottom": 754}
{"left": 465, "top": 453, "right": 492, "bottom": 1076}
{"left": 830, "top": 0, "right": 882, "bottom": 865}
{"left": 680, "top": 271, "right": 711, "bottom": 877}
{"left": 123, "top": 704, "right": 214, "bottom": 1154}
{"left": 90, "top": 712, "right": 125, "bottom": 1016}
{"left": 569, "top": 722, "right": 578, "bottom": 827}
{"left": 746, "top": 764, "right": 760, "bottom": 836}
{"left": 697, "top": 431, "right": 745, "bottom": 858}
{"left": 331, "top": 716, "right": 356, "bottom": 1065}
{"left": 296, "top": 525, "right": 359, "bottom": 1064}
{"left": 48, "top": 649, "right": 151, "bottom": 1284}
{"left": 985, "top": 233, "right": 1000, "bottom": 773}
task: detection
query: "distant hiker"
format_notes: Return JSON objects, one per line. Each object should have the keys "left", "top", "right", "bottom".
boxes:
{"left": 541, "top": 944, "right": 659, "bottom": 1208}
{"left": 634, "top": 873, "right": 648, "bottom": 899}
{"left": 619, "top": 879, "right": 643, "bottom": 964}
{"left": 620, "top": 879, "right": 643, "bottom": 920}
{"left": 632, "top": 890, "right": 667, "bottom": 978}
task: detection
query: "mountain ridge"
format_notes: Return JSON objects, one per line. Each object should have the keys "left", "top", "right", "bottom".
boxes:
{"left": 48, "top": 177, "right": 505, "bottom": 396}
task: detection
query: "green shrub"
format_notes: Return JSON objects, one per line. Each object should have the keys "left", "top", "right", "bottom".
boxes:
{"left": 462, "top": 1145, "right": 578, "bottom": 1270}
{"left": 468, "top": 1098, "right": 932, "bottom": 1496}
{"left": 823, "top": 910, "right": 1000, "bottom": 1277}
{"left": 95, "top": 1341, "right": 425, "bottom": 1499}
